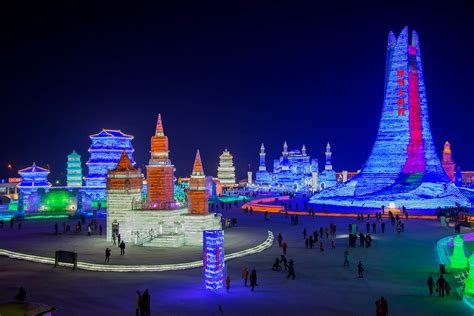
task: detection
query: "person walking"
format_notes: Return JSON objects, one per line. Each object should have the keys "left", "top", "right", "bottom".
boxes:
{"left": 325, "top": 227, "right": 329, "bottom": 238}
{"left": 375, "top": 297, "right": 388, "bottom": 316}
{"left": 282, "top": 242, "right": 288, "bottom": 255}
{"left": 250, "top": 268, "right": 257, "bottom": 291}
{"left": 309, "top": 236, "right": 314, "bottom": 249}
{"left": 135, "top": 290, "right": 141, "bottom": 316}
{"left": 141, "top": 289, "right": 151, "bottom": 316}
{"left": 287, "top": 260, "right": 296, "bottom": 280}
{"left": 372, "top": 222, "right": 376, "bottom": 234}
{"left": 366, "top": 222, "right": 370, "bottom": 233}
{"left": 277, "top": 233, "right": 283, "bottom": 247}
{"left": 344, "top": 250, "right": 350, "bottom": 267}
{"left": 117, "top": 233, "right": 121, "bottom": 245}
{"left": 242, "top": 267, "right": 249, "bottom": 286}
{"left": 319, "top": 227, "right": 324, "bottom": 239}
{"left": 427, "top": 276, "right": 434, "bottom": 296}
{"left": 436, "top": 275, "right": 446, "bottom": 297}
{"left": 226, "top": 276, "right": 231, "bottom": 292}
{"left": 88, "top": 225, "right": 92, "bottom": 236}
{"left": 112, "top": 233, "right": 117, "bottom": 246}
{"left": 381, "top": 221, "right": 386, "bottom": 233}
{"left": 105, "top": 248, "right": 111, "bottom": 263}
{"left": 357, "top": 261, "right": 364, "bottom": 278}
{"left": 360, "top": 232, "right": 365, "bottom": 247}
{"left": 119, "top": 241, "right": 126, "bottom": 255}
{"left": 303, "top": 228, "right": 307, "bottom": 239}
{"left": 99, "top": 224, "right": 103, "bottom": 236}
{"left": 305, "top": 238, "right": 309, "bottom": 249}
{"left": 54, "top": 223, "right": 58, "bottom": 235}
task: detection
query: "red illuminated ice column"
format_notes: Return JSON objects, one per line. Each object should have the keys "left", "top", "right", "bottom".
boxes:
{"left": 188, "top": 150, "right": 209, "bottom": 214}
{"left": 146, "top": 114, "right": 175, "bottom": 208}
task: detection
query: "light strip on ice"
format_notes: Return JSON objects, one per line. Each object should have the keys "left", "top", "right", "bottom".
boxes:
{"left": 0, "top": 231, "right": 273, "bottom": 273}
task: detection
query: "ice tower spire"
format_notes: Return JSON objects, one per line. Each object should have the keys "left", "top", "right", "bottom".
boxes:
{"left": 259, "top": 143, "right": 266, "bottom": 171}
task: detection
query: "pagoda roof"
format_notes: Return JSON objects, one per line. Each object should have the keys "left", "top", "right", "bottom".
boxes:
{"left": 68, "top": 150, "right": 81, "bottom": 158}
{"left": 113, "top": 151, "right": 136, "bottom": 171}
{"left": 90, "top": 129, "right": 134, "bottom": 139}
{"left": 18, "top": 163, "right": 50, "bottom": 174}
{"left": 192, "top": 150, "right": 204, "bottom": 174}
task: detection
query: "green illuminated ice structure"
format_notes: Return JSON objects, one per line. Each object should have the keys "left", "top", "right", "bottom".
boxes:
{"left": 464, "top": 255, "right": 474, "bottom": 295}
{"left": 450, "top": 235, "right": 468, "bottom": 269}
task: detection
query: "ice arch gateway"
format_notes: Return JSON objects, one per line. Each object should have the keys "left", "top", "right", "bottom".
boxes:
{"left": 310, "top": 27, "right": 470, "bottom": 209}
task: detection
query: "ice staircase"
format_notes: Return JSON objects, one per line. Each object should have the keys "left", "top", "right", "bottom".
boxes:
{"left": 142, "top": 233, "right": 185, "bottom": 248}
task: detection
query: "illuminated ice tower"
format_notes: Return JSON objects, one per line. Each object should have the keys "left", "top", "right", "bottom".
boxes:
{"left": 310, "top": 27, "right": 469, "bottom": 208}
{"left": 106, "top": 151, "right": 143, "bottom": 241}
{"left": 318, "top": 143, "right": 337, "bottom": 190}
{"left": 84, "top": 129, "right": 135, "bottom": 200}
{"left": 67, "top": 150, "right": 83, "bottom": 187}
{"left": 442, "top": 141, "right": 455, "bottom": 182}
{"left": 187, "top": 150, "right": 208, "bottom": 215}
{"left": 217, "top": 149, "right": 236, "bottom": 188}
{"left": 18, "top": 163, "right": 52, "bottom": 199}
{"left": 146, "top": 114, "right": 175, "bottom": 208}
{"left": 256, "top": 143, "right": 272, "bottom": 185}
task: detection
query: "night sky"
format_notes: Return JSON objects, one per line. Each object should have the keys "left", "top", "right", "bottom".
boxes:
{"left": 1, "top": 3, "right": 473, "bottom": 183}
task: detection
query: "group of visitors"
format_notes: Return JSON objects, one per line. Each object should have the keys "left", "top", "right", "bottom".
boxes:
{"left": 271, "top": 255, "right": 296, "bottom": 280}
{"left": 237, "top": 266, "right": 258, "bottom": 291}
{"left": 2, "top": 217, "right": 22, "bottom": 229}
{"left": 135, "top": 289, "right": 151, "bottom": 316}
{"left": 427, "top": 275, "right": 452, "bottom": 297}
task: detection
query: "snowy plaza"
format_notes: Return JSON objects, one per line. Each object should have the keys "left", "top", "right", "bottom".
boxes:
{"left": 0, "top": 201, "right": 471, "bottom": 315}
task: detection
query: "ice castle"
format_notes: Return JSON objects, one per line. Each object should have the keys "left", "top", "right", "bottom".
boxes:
{"left": 255, "top": 142, "right": 336, "bottom": 191}
{"left": 310, "top": 27, "right": 470, "bottom": 209}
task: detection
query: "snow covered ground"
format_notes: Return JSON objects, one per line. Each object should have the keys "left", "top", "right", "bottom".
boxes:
{"left": 0, "top": 205, "right": 471, "bottom": 315}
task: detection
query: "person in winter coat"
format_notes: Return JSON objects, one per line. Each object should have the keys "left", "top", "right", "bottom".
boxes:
{"left": 135, "top": 290, "right": 141, "bottom": 316}
{"left": 344, "top": 250, "right": 350, "bottom": 267}
{"left": 427, "top": 276, "right": 434, "bottom": 296}
{"left": 242, "top": 267, "right": 249, "bottom": 286}
{"left": 250, "top": 268, "right": 258, "bottom": 291}
{"left": 226, "top": 276, "right": 231, "bottom": 292}
{"left": 436, "top": 275, "right": 446, "bottom": 297}
{"left": 119, "top": 241, "right": 126, "bottom": 255}
{"left": 287, "top": 261, "right": 296, "bottom": 280}
{"left": 277, "top": 233, "right": 283, "bottom": 247}
{"left": 105, "top": 248, "right": 111, "bottom": 263}
{"left": 357, "top": 261, "right": 364, "bottom": 278}
{"left": 375, "top": 297, "right": 388, "bottom": 316}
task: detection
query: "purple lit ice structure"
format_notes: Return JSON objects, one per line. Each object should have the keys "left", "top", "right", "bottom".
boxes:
{"left": 203, "top": 230, "right": 225, "bottom": 290}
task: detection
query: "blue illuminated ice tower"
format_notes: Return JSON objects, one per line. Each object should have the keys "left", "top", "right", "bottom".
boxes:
{"left": 255, "top": 143, "right": 272, "bottom": 185}
{"left": 318, "top": 143, "right": 337, "bottom": 190}
{"left": 17, "top": 163, "right": 52, "bottom": 199}
{"left": 66, "top": 150, "right": 83, "bottom": 187}
{"left": 83, "top": 129, "right": 135, "bottom": 201}
{"left": 310, "top": 27, "right": 469, "bottom": 209}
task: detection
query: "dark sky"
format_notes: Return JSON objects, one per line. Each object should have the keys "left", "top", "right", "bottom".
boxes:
{"left": 1, "top": 2, "right": 473, "bottom": 183}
